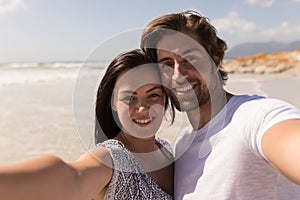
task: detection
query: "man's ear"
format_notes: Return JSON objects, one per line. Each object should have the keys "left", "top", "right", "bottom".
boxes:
{"left": 213, "top": 56, "right": 221, "bottom": 71}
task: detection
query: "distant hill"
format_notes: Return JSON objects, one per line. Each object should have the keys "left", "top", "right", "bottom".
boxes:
{"left": 225, "top": 41, "right": 300, "bottom": 59}
{"left": 223, "top": 49, "right": 300, "bottom": 74}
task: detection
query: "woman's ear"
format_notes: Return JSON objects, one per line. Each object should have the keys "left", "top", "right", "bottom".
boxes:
{"left": 111, "top": 93, "right": 117, "bottom": 111}
{"left": 112, "top": 104, "right": 117, "bottom": 111}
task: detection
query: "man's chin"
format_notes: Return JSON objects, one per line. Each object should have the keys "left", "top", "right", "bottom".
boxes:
{"left": 172, "top": 94, "right": 210, "bottom": 112}
{"left": 173, "top": 100, "right": 200, "bottom": 112}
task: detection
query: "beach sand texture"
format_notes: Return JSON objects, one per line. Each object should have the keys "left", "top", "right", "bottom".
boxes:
{"left": 0, "top": 68, "right": 300, "bottom": 164}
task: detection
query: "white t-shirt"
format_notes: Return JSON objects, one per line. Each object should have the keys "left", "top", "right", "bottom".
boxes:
{"left": 174, "top": 95, "right": 300, "bottom": 200}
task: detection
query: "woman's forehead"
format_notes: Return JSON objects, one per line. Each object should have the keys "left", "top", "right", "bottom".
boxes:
{"left": 115, "top": 65, "right": 161, "bottom": 91}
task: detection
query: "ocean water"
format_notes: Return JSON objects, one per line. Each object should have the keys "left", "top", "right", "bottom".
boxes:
{"left": 0, "top": 61, "right": 108, "bottom": 163}
{"left": 0, "top": 61, "right": 108, "bottom": 86}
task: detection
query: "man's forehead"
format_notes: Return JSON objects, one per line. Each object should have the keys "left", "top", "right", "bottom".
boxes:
{"left": 156, "top": 45, "right": 207, "bottom": 62}
{"left": 156, "top": 33, "right": 205, "bottom": 57}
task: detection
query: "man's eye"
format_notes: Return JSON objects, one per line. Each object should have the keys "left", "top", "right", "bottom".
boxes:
{"left": 160, "top": 64, "right": 173, "bottom": 76}
{"left": 160, "top": 61, "right": 174, "bottom": 67}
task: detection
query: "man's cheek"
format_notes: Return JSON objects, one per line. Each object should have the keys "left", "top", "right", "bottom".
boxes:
{"left": 161, "top": 75, "right": 171, "bottom": 87}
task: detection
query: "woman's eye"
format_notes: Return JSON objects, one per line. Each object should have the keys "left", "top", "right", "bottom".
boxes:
{"left": 148, "top": 93, "right": 163, "bottom": 102}
{"left": 121, "top": 96, "right": 134, "bottom": 103}
{"left": 149, "top": 93, "right": 159, "bottom": 98}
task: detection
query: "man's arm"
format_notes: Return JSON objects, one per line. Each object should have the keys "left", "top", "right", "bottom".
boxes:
{"left": 262, "top": 119, "right": 300, "bottom": 184}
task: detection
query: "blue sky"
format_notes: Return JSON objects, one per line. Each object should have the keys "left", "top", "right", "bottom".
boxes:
{"left": 0, "top": 0, "right": 300, "bottom": 62}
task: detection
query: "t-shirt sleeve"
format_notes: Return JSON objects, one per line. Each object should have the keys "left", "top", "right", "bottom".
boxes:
{"left": 234, "top": 98, "right": 300, "bottom": 162}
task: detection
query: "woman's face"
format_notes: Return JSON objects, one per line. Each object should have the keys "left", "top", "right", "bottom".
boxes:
{"left": 113, "top": 65, "right": 165, "bottom": 139}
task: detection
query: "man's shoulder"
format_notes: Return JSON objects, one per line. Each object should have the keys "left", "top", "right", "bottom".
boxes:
{"left": 232, "top": 97, "right": 300, "bottom": 130}
{"left": 236, "top": 96, "right": 297, "bottom": 113}
{"left": 230, "top": 94, "right": 264, "bottom": 106}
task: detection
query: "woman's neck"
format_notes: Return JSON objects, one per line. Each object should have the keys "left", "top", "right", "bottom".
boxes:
{"left": 114, "top": 131, "right": 158, "bottom": 153}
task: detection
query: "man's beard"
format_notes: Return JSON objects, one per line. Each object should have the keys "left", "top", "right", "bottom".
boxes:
{"left": 166, "top": 80, "right": 210, "bottom": 112}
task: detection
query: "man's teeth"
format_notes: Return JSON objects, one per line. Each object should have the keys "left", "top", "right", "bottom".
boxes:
{"left": 176, "top": 85, "right": 192, "bottom": 92}
{"left": 135, "top": 118, "right": 151, "bottom": 124}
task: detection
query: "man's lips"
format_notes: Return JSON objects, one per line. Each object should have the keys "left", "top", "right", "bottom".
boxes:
{"left": 173, "top": 83, "right": 196, "bottom": 96}
{"left": 175, "top": 84, "right": 193, "bottom": 93}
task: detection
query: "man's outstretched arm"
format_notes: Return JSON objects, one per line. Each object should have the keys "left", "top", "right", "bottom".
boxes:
{"left": 262, "top": 119, "right": 300, "bottom": 185}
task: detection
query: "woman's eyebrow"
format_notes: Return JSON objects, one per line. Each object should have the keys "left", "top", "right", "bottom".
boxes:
{"left": 119, "top": 85, "right": 161, "bottom": 95}
{"left": 146, "top": 86, "right": 162, "bottom": 93}
{"left": 120, "top": 90, "right": 136, "bottom": 95}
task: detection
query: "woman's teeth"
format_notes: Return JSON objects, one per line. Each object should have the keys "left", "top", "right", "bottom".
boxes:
{"left": 134, "top": 118, "right": 151, "bottom": 124}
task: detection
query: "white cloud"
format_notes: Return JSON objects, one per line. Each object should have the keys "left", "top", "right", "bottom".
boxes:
{"left": 246, "top": 0, "right": 275, "bottom": 7}
{"left": 212, "top": 11, "right": 261, "bottom": 34}
{"left": 212, "top": 12, "right": 300, "bottom": 44}
{"left": 290, "top": 0, "right": 300, "bottom": 2}
{"left": 0, "top": 0, "right": 26, "bottom": 15}
{"left": 262, "top": 21, "right": 300, "bottom": 38}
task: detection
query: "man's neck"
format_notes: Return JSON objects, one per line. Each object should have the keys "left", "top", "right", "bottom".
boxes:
{"left": 187, "top": 91, "right": 233, "bottom": 130}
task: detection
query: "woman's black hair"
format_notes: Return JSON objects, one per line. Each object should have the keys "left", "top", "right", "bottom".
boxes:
{"left": 95, "top": 49, "right": 174, "bottom": 144}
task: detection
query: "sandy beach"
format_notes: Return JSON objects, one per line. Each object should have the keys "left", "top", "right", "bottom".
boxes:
{"left": 225, "top": 68, "right": 300, "bottom": 109}
{"left": 0, "top": 69, "right": 300, "bottom": 164}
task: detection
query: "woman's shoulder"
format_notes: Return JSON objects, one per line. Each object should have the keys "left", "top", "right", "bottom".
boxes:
{"left": 96, "top": 139, "right": 140, "bottom": 173}
{"left": 155, "top": 137, "right": 174, "bottom": 159}
{"left": 155, "top": 137, "right": 171, "bottom": 149}
{"left": 96, "top": 139, "right": 125, "bottom": 150}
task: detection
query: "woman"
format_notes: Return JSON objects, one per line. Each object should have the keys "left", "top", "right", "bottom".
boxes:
{"left": 0, "top": 49, "right": 175, "bottom": 200}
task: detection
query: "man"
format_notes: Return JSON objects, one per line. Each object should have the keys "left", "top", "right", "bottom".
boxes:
{"left": 140, "top": 10, "right": 300, "bottom": 199}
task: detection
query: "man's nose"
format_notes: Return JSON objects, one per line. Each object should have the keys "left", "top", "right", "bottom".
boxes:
{"left": 172, "top": 60, "right": 188, "bottom": 82}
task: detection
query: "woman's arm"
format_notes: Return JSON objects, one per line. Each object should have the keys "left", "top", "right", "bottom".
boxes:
{"left": 0, "top": 146, "right": 112, "bottom": 200}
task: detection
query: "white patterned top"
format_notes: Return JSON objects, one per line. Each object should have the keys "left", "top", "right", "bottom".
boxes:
{"left": 97, "top": 138, "right": 174, "bottom": 200}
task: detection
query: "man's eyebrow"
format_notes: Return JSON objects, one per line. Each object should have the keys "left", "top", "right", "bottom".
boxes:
{"left": 158, "top": 57, "right": 171, "bottom": 63}
{"left": 182, "top": 47, "right": 202, "bottom": 55}
{"left": 158, "top": 47, "right": 202, "bottom": 63}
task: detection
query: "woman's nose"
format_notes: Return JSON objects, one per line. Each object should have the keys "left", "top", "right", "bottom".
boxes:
{"left": 135, "top": 105, "right": 148, "bottom": 113}
{"left": 134, "top": 100, "right": 149, "bottom": 113}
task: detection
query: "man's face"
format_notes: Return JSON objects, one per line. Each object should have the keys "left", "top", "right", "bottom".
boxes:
{"left": 156, "top": 32, "right": 218, "bottom": 112}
